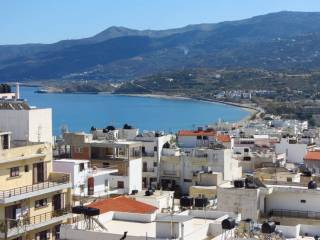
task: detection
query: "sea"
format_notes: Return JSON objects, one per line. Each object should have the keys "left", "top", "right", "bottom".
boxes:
{"left": 20, "top": 87, "right": 249, "bottom": 136}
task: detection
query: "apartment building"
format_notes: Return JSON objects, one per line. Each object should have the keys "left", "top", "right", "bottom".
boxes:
{"left": 217, "top": 178, "right": 320, "bottom": 226}
{"left": 53, "top": 159, "right": 119, "bottom": 202}
{"left": 63, "top": 132, "right": 143, "bottom": 194}
{"left": 0, "top": 100, "right": 52, "bottom": 144}
{"left": 0, "top": 131, "right": 72, "bottom": 240}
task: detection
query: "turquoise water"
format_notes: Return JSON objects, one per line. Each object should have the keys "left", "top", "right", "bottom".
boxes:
{"left": 21, "top": 87, "right": 248, "bottom": 135}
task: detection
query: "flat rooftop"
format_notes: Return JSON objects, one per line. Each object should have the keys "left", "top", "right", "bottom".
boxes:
{"left": 54, "top": 159, "right": 89, "bottom": 164}
{"left": 132, "top": 190, "right": 174, "bottom": 199}
{"left": 102, "top": 220, "right": 156, "bottom": 238}
{"left": 98, "top": 217, "right": 215, "bottom": 238}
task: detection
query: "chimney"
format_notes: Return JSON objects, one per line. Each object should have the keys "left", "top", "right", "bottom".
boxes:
{"left": 15, "top": 82, "right": 20, "bottom": 100}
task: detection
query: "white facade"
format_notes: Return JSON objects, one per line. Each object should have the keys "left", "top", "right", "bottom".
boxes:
{"left": 275, "top": 138, "right": 309, "bottom": 164}
{"left": 128, "top": 158, "right": 143, "bottom": 192}
{"left": 265, "top": 185, "right": 320, "bottom": 214}
{"left": 53, "top": 159, "right": 119, "bottom": 197}
{"left": 0, "top": 108, "right": 52, "bottom": 143}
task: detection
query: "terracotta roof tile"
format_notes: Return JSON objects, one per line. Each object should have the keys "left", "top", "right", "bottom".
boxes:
{"left": 178, "top": 130, "right": 216, "bottom": 137}
{"left": 216, "top": 134, "right": 231, "bottom": 143}
{"left": 87, "top": 196, "right": 158, "bottom": 214}
{"left": 304, "top": 151, "right": 320, "bottom": 161}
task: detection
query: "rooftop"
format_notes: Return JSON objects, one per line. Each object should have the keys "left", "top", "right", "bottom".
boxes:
{"left": 178, "top": 129, "right": 216, "bottom": 137}
{"left": 156, "top": 215, "right": 193, "bottom": 223}
{"left": 0, "top": 100, "right": 30, "bottom": 110}
{"left": 87, "top": 196, "right": 158, "bottom": 214}
{"left": 304, "top": 150, "right": 320, "bottom": 161}
{"left": 216, "top": 134, "right": 231, "bottom": 143}
{"left": 54, "top": 159, "right": 89, "bottom": 164}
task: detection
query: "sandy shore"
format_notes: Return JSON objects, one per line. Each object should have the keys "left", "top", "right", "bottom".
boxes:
{"left": 118, "top": 93, "right": 262, "bottom": 124}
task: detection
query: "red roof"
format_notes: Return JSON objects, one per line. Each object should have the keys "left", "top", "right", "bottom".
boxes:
{"left": 178, "top": 129, "right": 216, "bottom": 137}
{"left": 216, "top": 134, "right": 231, "bottom": 143}
{"left": 304, "top": 151, "right": 320, "bottom": 161}
{"left": 87, "top": 196, "right": 158, "bottom": 214}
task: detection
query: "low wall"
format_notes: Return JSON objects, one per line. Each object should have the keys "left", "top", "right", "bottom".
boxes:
{"left": 184, "top": 224, "right": 209, "bottom": 240}
{"left": 60, "top": 225, "right": 153, "bottom": 240}
{"left": 114, "top": 211, "right": 156, "bottom": 223}
{"left": 300, "top": 224, "right": 320, "bottom": 236}
{"left": 276, "top": 225, "right": 300, "bottom": 238}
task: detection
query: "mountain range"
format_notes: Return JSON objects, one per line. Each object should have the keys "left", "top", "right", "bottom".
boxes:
{"left": 1, "top": 11, "right": 320, "bottom": 82}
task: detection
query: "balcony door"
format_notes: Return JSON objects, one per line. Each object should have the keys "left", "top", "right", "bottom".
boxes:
{"left": 5, "top": 204, "right": 21, "bottom": 228}
{"left": 88, "top": 177, "right": 94, "bottom": 195}
{"left": 33, "top": 162, "right": 47, "bottom": 184}
{"left": 53, "top": 194, "right": 64, "bottom": 211}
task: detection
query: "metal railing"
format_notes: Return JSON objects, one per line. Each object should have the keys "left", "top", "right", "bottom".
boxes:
{"left": 143, "top": 168, "right": 155, "bottom": 173}
{"left": 162, "top": 170, "right": 178, "bottom": 176}
{"left": 0, "top": 206, "right": 71, "bottom": 234}
{"left": 270, "top": 209, "right": 320, "bottom": 219}
{"left": 0, "top": 175, "right": 70, "bottom": 199}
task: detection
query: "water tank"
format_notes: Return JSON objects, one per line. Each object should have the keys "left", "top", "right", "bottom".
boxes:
{"left": 308, "top": 181, "right": 317, "bottom": 189}
{"left": 145, "top": 190, "right": 153, "bottom": 196}
{"left": 194, "top": 197, "right": 208, "bottom": 207}
{"left": 221, "top": 217, "right": 236, "bottom": 230}
{"left": 234, "top": 180, "right": 244, "bottom": 188}
{"left": 131, "top": 190, "right": 138, "bottom": 195}
{"left": 245, "top": 178, "right": 258, "bottom": 189}
{"left": 83, "top": 207, "right": 100, "bottom": 217}
{"left": 180, "top": 196, "right": 194, "bottom": 207}
{"left": 72, "top": 206, "right": 86, "bottom": 214}
{"left": 261, "top": 221, "right": 276, "bottom": 234}
{"left": 303, "top": 171, "right": 312, "bottom": 177}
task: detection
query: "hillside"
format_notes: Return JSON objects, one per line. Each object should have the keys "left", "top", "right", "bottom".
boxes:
{"left": 1, "top": 11, "right": 320, "bottom": 82}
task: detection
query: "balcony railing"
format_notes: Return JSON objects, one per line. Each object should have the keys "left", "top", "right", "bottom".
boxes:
{"left": 0, "top": 173, "right": 70, "bottom": 199}
{"left": 0, "top": 206, "right": 71, "bottom": 237}
{"left": 162, "top": 170, "right": 178, "bottom": 176}
{"left": 143, "top": 168, "right": 155, "bottom": 173}
{"left": 270, "top": 209, "right": 320, "bottom": 220}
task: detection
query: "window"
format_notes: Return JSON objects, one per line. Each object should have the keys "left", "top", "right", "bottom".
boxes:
{"left": 301, "top": 199, "right": 306, "bottom": 203}
{"left": 153, "top": 162, "right": 158, "bottom": 167}
{"left": 36, "top": 230, "right": 49, "bottom": 240}
{"left": 35, "top": 198, "right": 47, "bottom": 209}
{"left": 197, "top": 136, "right": 202, "bottom": 140}
{"left": 74, "top": 147, "right": 82, "bottom": 153}
{"left": 10, "top": 167, "right": 19, "bottom": 177}
{"left": 117, "top": 181, "right": 124, "bottom": 189}
{"left": 24, "top": 165, "right": 29, "bottom": 172}
{"left": 154, "top": 146, "right": 157, "bottom": 152}
{"left": 203, "top": 136, "right": 208, "bottom": 140}
{"left": 102, "top": 162, "right": 110, "bottom": 168}
{"left": 54, "top": 225, "right": 61, "bottom": 240}
{"left": 79, "top": 163, "right": 85, "bottom": 172}
{"left": 80, "top": 184, "right": 85, "bottom": 193}
{"left": 184, "top": 179, "right": 192, "bottom": 182}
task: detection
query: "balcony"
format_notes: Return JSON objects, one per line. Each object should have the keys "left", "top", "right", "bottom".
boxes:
{"left": 270, "top": 209, "right": 320, "bottom": 220}
{"left": 0, "top": 206, "right": 72, "bottom": 239}
{"left": 162, "top": 170, "right": 179, "bottom": 177}
{"left": 0, "top": 173, "right": 71, "bottom": 204}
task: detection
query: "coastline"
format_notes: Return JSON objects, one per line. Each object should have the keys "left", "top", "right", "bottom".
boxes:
{"left": 117, "top": 93, "right": 262, "bottom": 124}
{"left": 30, "top": 86, "right": 261, "bottom": 125}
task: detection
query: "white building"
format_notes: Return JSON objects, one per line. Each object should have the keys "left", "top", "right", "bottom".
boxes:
{"left": 275, "top": 137, "right": 315, "bottom": 164}
{"left": 218, "top": 178, "right": 320, "bottom": 225}
{"left": 53, "top": 159, "right": 120, "bottom": 198}
{"left": 0, "top": 101, "right": 52, "bottom": 143}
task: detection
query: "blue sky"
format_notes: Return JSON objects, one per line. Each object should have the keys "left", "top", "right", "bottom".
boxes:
{"left": 1, "top": 0, "right": 320, "bottom": 45}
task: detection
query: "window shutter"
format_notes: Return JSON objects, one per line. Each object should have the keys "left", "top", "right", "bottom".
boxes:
{"left": 33, "top": 164, "right": 38, "bottom": 184}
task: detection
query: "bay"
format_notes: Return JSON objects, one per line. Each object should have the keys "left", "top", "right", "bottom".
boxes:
{"left": 21, "top": 87, "right": 249, "bottom": 135}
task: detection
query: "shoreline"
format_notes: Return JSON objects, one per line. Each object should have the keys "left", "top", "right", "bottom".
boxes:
{"left": 29, "top": 85, "right": 261, "bottom": 125}
{"left": 117, "top": 93, "right": 262, "bottom": 124}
